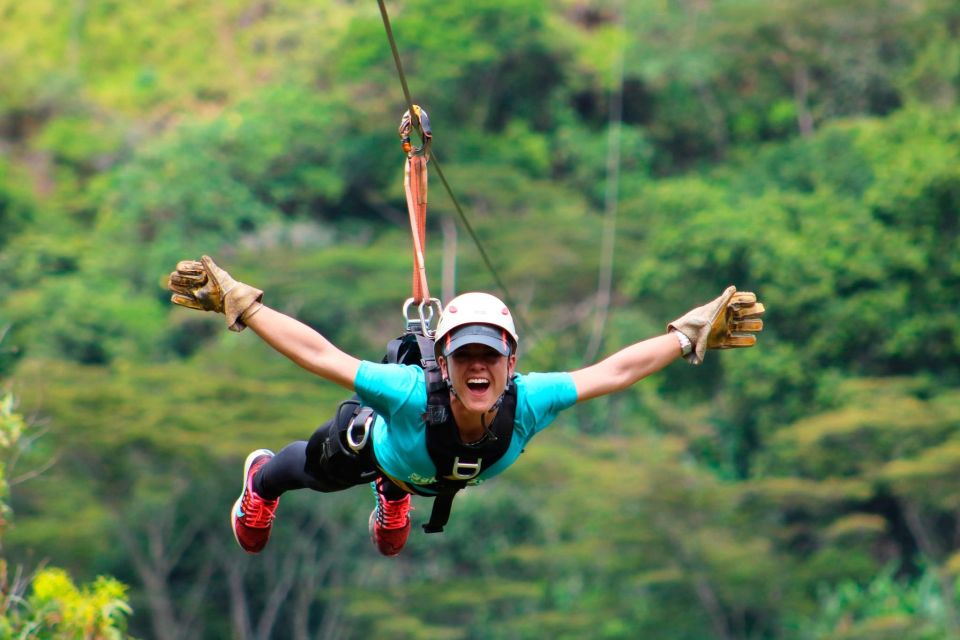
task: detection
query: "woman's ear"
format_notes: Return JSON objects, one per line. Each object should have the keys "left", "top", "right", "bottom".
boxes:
{"left": 438, "top": 355, "right": 449, "bottom": 379}
{"left": 507, "top": 354, "right": 517, "bottom": 377}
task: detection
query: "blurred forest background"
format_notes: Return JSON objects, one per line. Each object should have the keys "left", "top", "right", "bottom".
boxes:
{"left": 1, "top": 0, "right": 959, "bottom": 638}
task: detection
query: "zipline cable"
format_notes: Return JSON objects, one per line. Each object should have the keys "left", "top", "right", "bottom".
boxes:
{"left": 376, "top": 0, "right": 415, "bottom": 115}
{"left": 376, "top": 0, "right": 535, "bottom": 342}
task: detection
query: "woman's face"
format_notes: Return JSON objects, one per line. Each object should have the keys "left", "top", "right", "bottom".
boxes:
{"left": 439, "top": 343, "right": 516, "bottom": 415}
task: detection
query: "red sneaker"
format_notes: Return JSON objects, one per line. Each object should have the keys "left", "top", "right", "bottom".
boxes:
{"left": 231, "top": 449, "right": 279, "bottom": 554}
{"left": 368, "top": 477, "right": 412, "bottom": 557}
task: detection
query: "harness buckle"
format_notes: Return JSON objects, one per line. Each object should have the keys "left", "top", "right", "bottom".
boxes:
{"left": 346, "top": 407, "right": 374, "bottom": 453}
{"left": 448, "top": 456, "right": 482, "bottom": 480}
{"left": 423, "top": 403, "right": 449, "bottom": 425}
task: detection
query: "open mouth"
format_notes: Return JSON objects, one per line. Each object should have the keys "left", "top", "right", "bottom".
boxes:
{"left": 466, "top": 377, "right": 491, "bottom": 395}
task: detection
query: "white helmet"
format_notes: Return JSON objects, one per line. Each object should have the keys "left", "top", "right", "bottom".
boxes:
{"left": 434, "top": 292, "right": 518, "bottom": 358}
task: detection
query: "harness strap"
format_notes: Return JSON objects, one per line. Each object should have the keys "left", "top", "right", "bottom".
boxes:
{"left": 423, "top": 493, "right": 456, "bottom": 534}
{"left": 385, "top": 338, "right": 404, "bottom": 366}
{"left": 379, "top": 330, "right": 516, "bottom": 535}
{"left": 415, "top": 333, "right": 449, "bottom": 425}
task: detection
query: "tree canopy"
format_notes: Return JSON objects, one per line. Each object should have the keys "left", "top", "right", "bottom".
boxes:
{"left": 1, "top": 0, "right": 959, "bottom": 638}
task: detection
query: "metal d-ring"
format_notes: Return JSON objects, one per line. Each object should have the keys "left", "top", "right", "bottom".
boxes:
{"left": 346, "top": 408, "right": 374, "bottom": 453}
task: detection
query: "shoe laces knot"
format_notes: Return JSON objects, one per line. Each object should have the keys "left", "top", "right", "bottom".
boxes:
{"left": 242, "top": 490, "right": 278, "bottom": 528}
{"left": 376, "top": 495, "right": 411, "bottom": 529}
{"left": 374, "top": 478, "right": 411, "bottom": 529}
{"left": 242, "top": 459, "right": 279, "bottom": 528}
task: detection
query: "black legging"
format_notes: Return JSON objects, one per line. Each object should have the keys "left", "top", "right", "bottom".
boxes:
{"left": 254, "top": 440, "right": 339, "bottom": 499}
{"left": 253, "top": 400, "right": 406, "bottom": 501}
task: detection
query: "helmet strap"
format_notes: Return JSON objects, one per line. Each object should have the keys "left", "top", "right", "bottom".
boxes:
{"left": 445, "top": 376, "right": 459, "bottom": 398}
{"left": 478, "top": 410, "right": 499, "bottom": 442}
{"left": 479, "top": 389, "right": 509, "bottom": 442}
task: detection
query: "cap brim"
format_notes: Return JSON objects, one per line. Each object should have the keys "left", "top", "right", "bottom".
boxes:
{"left": 442, "top": 333, "right": 511, "bottom": 357}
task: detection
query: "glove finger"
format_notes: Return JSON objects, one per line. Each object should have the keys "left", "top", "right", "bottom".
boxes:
{"left": 170, "top": 294, "right": 205, "bottom": 311}
{"left": 732, "top": 302, "right": 765, "bottom": 319}
{"left": 730, "top": 318, "right": 764, "bottom": 332}
{"left": 716, "top": 333, "right": 757, "bottom": 349}
{"left": 168, "top": 272, "right": 206, "bottom": 289}
{"left": 175, "top": 260, "right": 205, "bottom": 275}
{"left": 730, "top": 291, "right": 756, "bottom": 307}
{"left": 708, "top": 286, "right": 739, "bottom": 332}
{"left": 719, "top": 285, "right": 738, "bottom": 304}
{"left": 173, "top": 264, "right": 207, "bottom": 281}
{"left": 201, "top": 255, "right": 227, "bottom": 280}
{"left": 169, "top": 282, "right": 199, "bottom": 298}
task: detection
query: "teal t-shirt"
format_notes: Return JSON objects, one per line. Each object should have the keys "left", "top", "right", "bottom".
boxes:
{"left": 354, "top": 361, "right": 578, "bottom": 492}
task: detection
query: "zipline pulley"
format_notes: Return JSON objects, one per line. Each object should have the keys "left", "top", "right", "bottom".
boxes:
{"left": 399, "top": 104, "right": 432, "bottom": 157}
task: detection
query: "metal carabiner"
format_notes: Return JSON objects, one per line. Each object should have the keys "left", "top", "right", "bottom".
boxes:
{"left": 399, "top": 104, "right": 432, "bottom": 157}
{"left": 402, "top": 296, "right": 442, "bottom": 336}
{"left": 419, "top": 297, "right": 442, "bottom": 337}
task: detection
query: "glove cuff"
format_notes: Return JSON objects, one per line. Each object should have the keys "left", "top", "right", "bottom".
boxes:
{"left": 666, "top": 286, "right": 736, "bottom": 365}
{"left": 671, "top": 329, "right": 694, "bottom": 357}
{"left": 667, "top": 321, "right": 708, "bottom": 365}
{"left": 224, "top": 283, "right": 264, "bottom": 332}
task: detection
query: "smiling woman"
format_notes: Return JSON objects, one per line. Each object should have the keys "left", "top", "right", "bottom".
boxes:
{"left": 433, "top": 293, "right": 518, "bottom": 441}
{"left": 166, "top": 256, "right": 765, "bottom": 557}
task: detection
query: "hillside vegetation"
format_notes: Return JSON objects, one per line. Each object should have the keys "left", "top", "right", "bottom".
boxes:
{"left": 1, "top": 1, "right": 959, "bottom": 638}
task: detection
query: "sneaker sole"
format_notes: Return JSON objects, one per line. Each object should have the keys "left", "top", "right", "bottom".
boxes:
{"left": 231, "top": 448, "right": 275, "bottom": 551}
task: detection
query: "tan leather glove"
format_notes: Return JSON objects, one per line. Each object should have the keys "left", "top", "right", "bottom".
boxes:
{"left": 167, "top": 256, "right": 263, "bottom": 332}
{"left": 667, "top": 285, "right": 765, "bottom": 365}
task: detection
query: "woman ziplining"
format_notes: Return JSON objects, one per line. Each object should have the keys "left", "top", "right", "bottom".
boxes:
{"left": 166, "top": 256, "right": 765, "bottom": 556}
{"left": 166, "top": 3, "right": 765, "bottom": 556}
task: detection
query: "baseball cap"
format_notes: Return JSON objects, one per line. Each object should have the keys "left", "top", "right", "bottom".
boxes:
{"left": 440, "top": 323, "right": 513, "bottom": 357}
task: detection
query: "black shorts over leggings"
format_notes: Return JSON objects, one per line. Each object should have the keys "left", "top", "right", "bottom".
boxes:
{"left": 253, "top": 398, "right": 406, "bottom": 501}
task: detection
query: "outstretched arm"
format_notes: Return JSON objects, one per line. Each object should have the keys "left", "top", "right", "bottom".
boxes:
{"left": 570, "top": 333, "right": 681, "bottom": 403}
{"left": 244, "top": 307, "right": 360, "bottom": 390}
{"left": 569, "top": 286, "right": 766, "bottom": 403}
{"left": 167, "top": 256, "right": 360, "bottom": 391}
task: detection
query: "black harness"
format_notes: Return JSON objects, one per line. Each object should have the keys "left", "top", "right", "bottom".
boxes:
{"left": 382, "top": 332, "right": 517, "bottom": 533}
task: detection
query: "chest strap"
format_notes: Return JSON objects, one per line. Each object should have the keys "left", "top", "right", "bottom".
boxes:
{"left": 421, "top": 364, "right": 517, "bottom": 533}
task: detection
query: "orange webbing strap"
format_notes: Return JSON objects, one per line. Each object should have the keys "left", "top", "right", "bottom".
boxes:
{"left": 399, "top": 105, "right": 433, "bottom": 304}
{"left": 405, "top": 154, "right": 429, "bottom": 303}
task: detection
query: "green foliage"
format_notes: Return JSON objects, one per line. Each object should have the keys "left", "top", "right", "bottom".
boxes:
{"left": 0, "top": 379, "right": 132, "bottom": 638}
{"left": 769, "top": 380, "right": 954, "bottom": 478}
{"left": 0, "top": 159, "right": 34, "bottom": 250}
{"left": 2, "top": 1, "right": 960, "bottom": 637}
{"left": 796, "top": 564, "right": 958, "bottom": 640}
{"left": 335, "top": 0, "right": 563, "bottom": 131}
{"left": 0, "top": 392, "right": 23, "bottom": 531}
{"left": 11, "top": 277, "right": 167, "bottom": 365}
{"left": 3, "top": 568, "right": 131, "bottom": 640}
